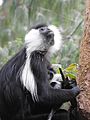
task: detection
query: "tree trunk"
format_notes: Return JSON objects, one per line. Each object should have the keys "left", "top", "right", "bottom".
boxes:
{"left": 77, "top": 0, "right": 90, "bottom": 119}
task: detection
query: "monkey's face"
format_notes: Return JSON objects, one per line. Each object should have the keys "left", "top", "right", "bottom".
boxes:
{"left": 39, "top": 26, "right": 54, "bottom": 46}
{"left": 25, "top": 24, "right": 62, "bottom": 55}
{"left": 25, "top": 25, "right": 54, "bottom": 52}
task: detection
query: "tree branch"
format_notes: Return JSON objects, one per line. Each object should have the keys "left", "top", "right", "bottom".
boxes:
{"left": 67, "top": 19, "right": 83, "bottom": 39}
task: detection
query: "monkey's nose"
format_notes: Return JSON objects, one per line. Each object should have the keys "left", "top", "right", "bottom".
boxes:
{"left": 47, "top": 31, "right": 54, "bottom": 38}
{"left": 46, "top": 31, "right": 54, "bottom": 45}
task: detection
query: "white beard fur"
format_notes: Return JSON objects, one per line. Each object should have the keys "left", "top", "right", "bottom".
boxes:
{"left": 21, "top": 57, "right": 38, "bottom": 102}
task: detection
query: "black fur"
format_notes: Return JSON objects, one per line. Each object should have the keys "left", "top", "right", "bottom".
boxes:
{"left": 0, "top": 24, "right": 80, "bottom": 120}
{"left": 30, "top": 23, "right": 47, "bottom": 30}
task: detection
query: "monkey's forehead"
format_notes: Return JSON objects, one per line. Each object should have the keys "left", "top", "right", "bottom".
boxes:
{"left": 30, "top": 23, "right": 47, "bottom": 30}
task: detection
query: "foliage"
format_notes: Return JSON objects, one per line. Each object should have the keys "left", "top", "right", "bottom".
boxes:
{"left": 64, "top": 63, "right": 78, "bottom": 79}
{"left": 55, "top": 63, "right": 78, "bottom": 80}
{"left": 0, "top": 0, "right": 84, "bottom": 69}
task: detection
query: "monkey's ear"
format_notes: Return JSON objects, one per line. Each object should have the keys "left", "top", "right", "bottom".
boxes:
{"left": 59, "top": 68, "right": 65, "bottom": 81}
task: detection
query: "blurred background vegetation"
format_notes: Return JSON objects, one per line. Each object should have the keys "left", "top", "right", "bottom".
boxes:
{"left": 0, "top": 0, "right": 84, "bottom": 69}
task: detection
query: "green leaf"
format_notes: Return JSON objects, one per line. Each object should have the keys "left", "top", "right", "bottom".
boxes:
{"left": 65, "top": 63, "right": 77, "bottom": 72}
{"left": 66, "top": 73, "right": 76, "bottom": 79}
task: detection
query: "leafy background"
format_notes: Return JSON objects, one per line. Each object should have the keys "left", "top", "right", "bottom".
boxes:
{"left": 0, "top": 0, "right": 84, "bottom": 69}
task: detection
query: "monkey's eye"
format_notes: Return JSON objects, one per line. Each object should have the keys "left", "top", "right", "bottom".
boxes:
{"left": 39, "top": 27, "right": 45, "bottom": 31}
{"left": 39, "top": 27, "right": 51, "bottom": 35}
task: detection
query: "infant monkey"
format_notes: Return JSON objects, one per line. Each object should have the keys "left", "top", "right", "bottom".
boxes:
{"left": 48, "top": 68, "right": 79, "bottom": 120}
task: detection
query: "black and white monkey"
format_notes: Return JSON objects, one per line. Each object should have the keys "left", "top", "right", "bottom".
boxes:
{"left": 0, "top": 24, "right": 80, "bottom": 120}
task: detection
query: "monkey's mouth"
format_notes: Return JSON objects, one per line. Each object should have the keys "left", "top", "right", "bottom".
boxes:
{"left": 46, "top": 32, "right": 54, "bottom": 46}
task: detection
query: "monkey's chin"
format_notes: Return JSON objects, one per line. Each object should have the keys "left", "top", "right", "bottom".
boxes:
{"left": 49, "top": 38, "right": 54, "bottom": 46}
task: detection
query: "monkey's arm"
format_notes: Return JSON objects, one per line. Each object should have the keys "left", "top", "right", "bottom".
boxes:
{"left": 30, "top": 53, "right": 80, "bottom": 108}
{"left": 38, "top": 81, "right": 80, "bottom": 108}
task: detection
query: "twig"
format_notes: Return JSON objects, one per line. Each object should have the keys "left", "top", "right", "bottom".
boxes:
{"left": 67, "top": 19, "right": 83, "bottom": 39}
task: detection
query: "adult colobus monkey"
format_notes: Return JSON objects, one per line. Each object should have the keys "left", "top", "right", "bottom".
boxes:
{"left": 0, "top": 24, "right": 80, "bottom": 120}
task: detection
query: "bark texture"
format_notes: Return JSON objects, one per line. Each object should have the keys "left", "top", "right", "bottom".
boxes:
{"left": 77, "top": 0, "right": 90, "bottom": 119}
